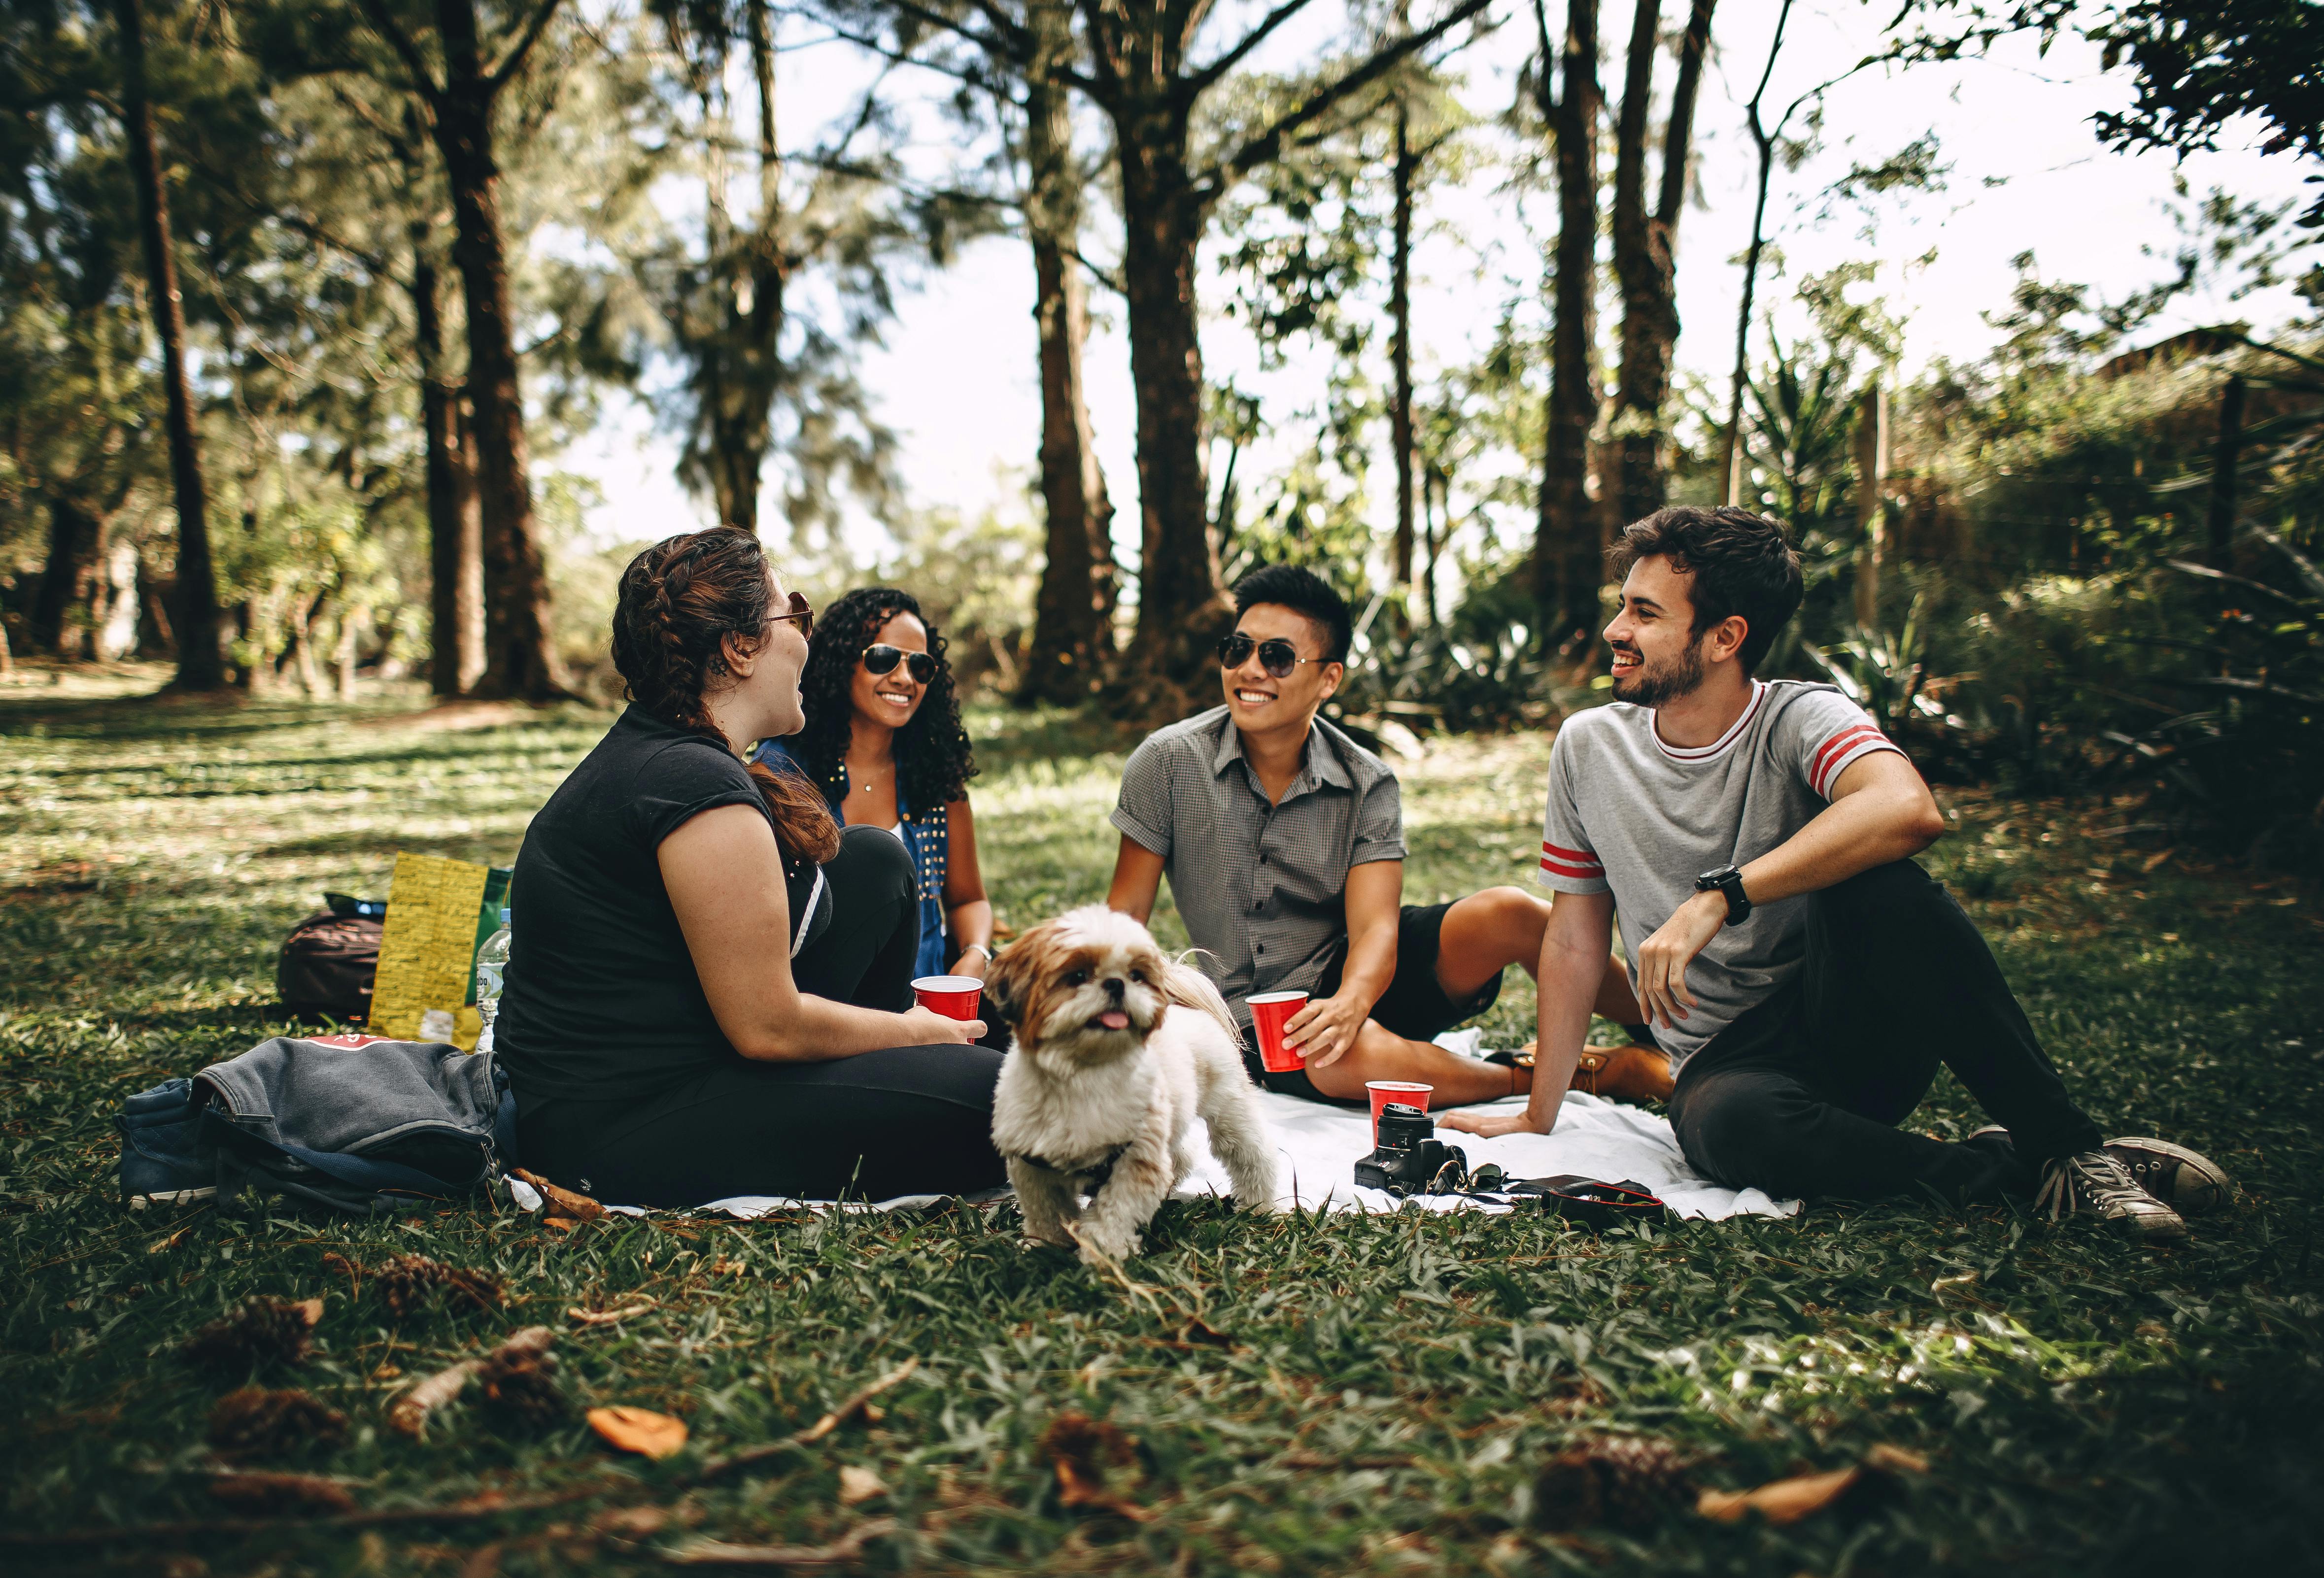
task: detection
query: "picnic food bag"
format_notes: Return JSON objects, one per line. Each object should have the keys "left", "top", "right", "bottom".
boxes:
{"left": 367, "top": 853, "right": 513, "bottom": 1051}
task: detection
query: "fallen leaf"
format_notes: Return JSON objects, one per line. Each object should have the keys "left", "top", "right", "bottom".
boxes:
{"left": 1042, "top": 1412, "right": 1148, "bottom": 1520}
{"left": 568, "top": 1302, "right": 655, "bottom": 1326}
{"left": 665, "top": 1519, "right": 896, "bottom": 1568}
{"left": 543, "top": 1217, "right": 579, "bottom": 1234}
{"left": 512, "top": 1168, "right": 604, "bottom": 1221}
{"left": 206, "top": 1471, "right": 357, "bottom": 1515}
{"left": 837, "top": 1465, "right": 889, "bottom": 1505}
{"left": 1697, "top": 1465, "right": 1862, "bottom": 1525}
{"left": 1865, "top": 1443, "right": 1930, "bottom": 1475}
{"left": 589, "top": 1405, "right": 689, "bottom": 1460}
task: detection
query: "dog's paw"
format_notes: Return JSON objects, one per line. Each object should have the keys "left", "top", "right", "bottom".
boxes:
{"left": 1074, "top": 1228, "right": 1140, "bottom": 1266}
{"left": 1019, "top": 1230, "right": 1073, "bottom": 1252}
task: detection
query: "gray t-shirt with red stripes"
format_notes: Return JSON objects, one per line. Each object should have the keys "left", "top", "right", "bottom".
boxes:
{"left": 1537, "top": 680, "right": 1902, "bottom": 1065}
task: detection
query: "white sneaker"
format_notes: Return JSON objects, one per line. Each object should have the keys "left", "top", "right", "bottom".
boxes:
{"left": 2035, "top": 1149, "right": 2187, "bottom": 1242}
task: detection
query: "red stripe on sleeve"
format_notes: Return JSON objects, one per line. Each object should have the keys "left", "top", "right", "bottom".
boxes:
{"left": 1539, "top": 857, "right": 1605, "bottom": 881}
{"left": 1811, "top": 729, "right": 1899, "bottom": 795}
{"left": 1540, "top": 839, "right": 1603, "bottom": 869}
{"left": 1809, "top": 724, "right": 1883, "bottom": 781}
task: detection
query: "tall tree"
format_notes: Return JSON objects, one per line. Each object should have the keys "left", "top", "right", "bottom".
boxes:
{"left": 1606, "top": 0, "right": 1713, "bottom": 526}
{"left": 354, "top": 0, "right": 571, "bottom": 699}
{"left": 1018, "top": 0, "right": 1118, "bottom": 701}
{"left": 1072, "top": 0, "right": 1492, "bottom": 694}
{"left": 113, "top": 0, "right": 225, "bottom": 688}
{"left": 1533, "top": 0, "right": 1602, "bottom": 651}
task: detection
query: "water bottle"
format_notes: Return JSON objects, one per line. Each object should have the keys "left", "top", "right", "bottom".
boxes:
{"left": 474, "top": 907, "right": 512, "bottom": 1053}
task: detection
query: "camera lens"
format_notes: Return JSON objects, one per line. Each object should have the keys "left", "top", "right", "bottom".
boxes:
{"left": 1377, "top": 1105, "right": 1433, "bottom": 1150}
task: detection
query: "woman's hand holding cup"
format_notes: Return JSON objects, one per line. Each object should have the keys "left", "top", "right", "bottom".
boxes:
{"left": 900, "top": 1004, "right": 986, "bottom": 1044}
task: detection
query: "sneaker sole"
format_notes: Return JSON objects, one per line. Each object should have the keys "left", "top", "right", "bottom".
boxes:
{"left": 2105, "top": 1137, "right": 2234, "bottom": 1217}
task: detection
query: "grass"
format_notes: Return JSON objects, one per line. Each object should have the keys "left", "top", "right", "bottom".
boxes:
{"left": 2, "top": 665, "right": 2321, "bottom": 1575}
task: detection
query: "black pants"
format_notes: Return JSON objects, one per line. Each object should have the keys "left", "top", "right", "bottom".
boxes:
{"left": 1667, "top": 860, "right": 2103, "bottom": 1204}
{"left": 518, "top": 827, "right": 1006, "bottom": 1206}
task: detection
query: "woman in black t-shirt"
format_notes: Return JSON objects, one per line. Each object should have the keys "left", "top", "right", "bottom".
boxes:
{"left": 496, "top": 528, "right": 1006, "bottom": 1207}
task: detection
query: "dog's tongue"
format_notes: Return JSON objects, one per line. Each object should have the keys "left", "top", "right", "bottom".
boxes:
{"left": 1098, "top": 1009, "right": 1130, "bottom": 1030}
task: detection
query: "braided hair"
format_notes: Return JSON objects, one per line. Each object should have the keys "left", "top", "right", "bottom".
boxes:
{"left": 611, "top": 528, "right": 841, "bottom": 864}
{"left": 788, "top": 586, "right": 977, "bottom": 810}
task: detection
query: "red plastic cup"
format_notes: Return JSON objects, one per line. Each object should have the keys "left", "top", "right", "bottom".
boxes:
{"left": 1247, "top": 991, "right": 1309, "bottom": 1072}
{"left": 1366, "top": 1081, "right": 1433, "bottom": 1141}
{"left": 913, "top": 975, "right": 984, "bottom": 1021}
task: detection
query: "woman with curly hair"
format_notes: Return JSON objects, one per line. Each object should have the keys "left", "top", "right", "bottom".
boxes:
{"left": 495, "top": 530, "right": 1005, "bottom": 1208}
{"left": 753, "top": 587, "right": 994, "bottom": 985}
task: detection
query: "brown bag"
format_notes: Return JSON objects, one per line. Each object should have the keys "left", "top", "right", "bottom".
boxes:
{"left": 277, "top": 911, "right": 383, "bottom": 1023}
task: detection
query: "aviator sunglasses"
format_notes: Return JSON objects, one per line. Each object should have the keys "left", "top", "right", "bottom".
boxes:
{"left": 863, "top": 643, "right": 937, "bottom": 685}
{"left": 768, "top": 590, "right": 815, "bottom": 638}
{"left": 1217, "top": 631, "right": 1331, "bottom": 679}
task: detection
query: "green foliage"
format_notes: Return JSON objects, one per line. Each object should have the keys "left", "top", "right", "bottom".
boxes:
{"left": 2, "top": 687, "right": 2322, "bottom": 1571}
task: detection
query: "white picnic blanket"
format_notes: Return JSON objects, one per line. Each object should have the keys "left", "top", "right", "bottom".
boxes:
{"left": 515, "top": 1031, "right": 1798, "bottom": 1223}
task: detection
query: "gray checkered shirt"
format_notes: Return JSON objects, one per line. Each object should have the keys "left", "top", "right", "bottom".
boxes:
{"left": 1111, "top": 706, "right": 1406, "bottom": 1029}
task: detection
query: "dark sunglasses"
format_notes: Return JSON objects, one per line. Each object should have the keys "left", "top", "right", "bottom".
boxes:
{"left": 769, "top": 590, "right": 814, "bottom": 639}
{"left": 863, "top": 643, "right": 937, "bottom": 684}
{"left": 1217, "top": 632, "right": 1330, "bottom": 679}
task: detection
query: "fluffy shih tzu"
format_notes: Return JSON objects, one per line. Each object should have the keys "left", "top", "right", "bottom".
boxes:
{"left": 985, "top": 906, "right": 1279, "bottom": 1264}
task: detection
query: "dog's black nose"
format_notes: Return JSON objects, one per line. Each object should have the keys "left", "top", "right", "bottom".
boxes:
{"left": 1103, "top": 977, "right": 1126, "bottom": 1004}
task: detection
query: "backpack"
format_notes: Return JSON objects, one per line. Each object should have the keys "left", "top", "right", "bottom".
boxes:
{"left": 277, "top": 904, "right": 384, "bottom": 1022}
{"left": 116, "top": 1034, "right": 519, "bottom": 1216}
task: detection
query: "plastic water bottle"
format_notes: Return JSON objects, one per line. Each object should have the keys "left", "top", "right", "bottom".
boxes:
{"left": 474, "top": 907, "right": 512, "bottom": 1053}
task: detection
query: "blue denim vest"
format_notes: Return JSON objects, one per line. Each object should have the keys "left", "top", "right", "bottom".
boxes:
{"left": 752, "top": 738, "right": 949, "bottom": 980}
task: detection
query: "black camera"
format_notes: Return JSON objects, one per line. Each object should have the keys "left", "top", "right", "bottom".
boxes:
{"left": 1355, "top": 1103, "right": 1470, "bottom": 1196}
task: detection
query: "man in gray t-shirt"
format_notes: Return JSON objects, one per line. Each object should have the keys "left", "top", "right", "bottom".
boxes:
{"left": 1106, "top": 565, "right": 1660, "bottom": 1108}
{"left": 1445, "top": 506, "right": 2228, "bottom": 1242}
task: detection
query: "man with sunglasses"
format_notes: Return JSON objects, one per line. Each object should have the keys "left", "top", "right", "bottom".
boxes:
{"left": 1106, "top": 565, "right": 1658, "bottom": 1107}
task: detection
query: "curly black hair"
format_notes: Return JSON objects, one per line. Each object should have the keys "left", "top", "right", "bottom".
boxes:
{"left": 788, "top": 586, "right": 978, "bottom": 809}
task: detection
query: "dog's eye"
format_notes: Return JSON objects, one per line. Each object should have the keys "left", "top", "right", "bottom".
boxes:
{"left": 1129, "top": 970, "right": 1147, "bottom": 985}
{"left": 1064, "top": 968, "right": 1090, "bottom": 986}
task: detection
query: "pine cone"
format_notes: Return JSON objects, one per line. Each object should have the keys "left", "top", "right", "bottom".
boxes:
{"left": 477, "top": 1348, "right": 569, "bottom": 1430}
{"left": 1535, "top": 1436, "right": 1691, "bottom": 1532}
{"left": 182, "top": 1298, "right": 322, "bottom": 1371}
{"left": 376, "top": 1254, "right": 503, "bottom": 1317}
{"left": 207, "top": 1387, "right": 348, "bottom": 1461}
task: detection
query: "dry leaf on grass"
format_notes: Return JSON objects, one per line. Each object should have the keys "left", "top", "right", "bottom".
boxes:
{"left": 1696, "top": 1465, "right": 1864, "bottom": 1525}
{"left": 206, "top": 1471, "right": 357, "bottom": 1516}
{"left": 588, "top": 1406, "right": 689, "bottom": 1460}
{"left": 837, "top": 1466, "right": 888, "bottom": 1506}
{"left": 664, "top": 1518, "right": 897, "bottom": 1568}
{"left": 1041, "top": 1412, "right": 1148, "bottom": 1521}
{"left": 510, "top": 1168, "right": 604, "bottom": 1221}
{"left": 389, "top": 1327, "right": 556, "bottom": 1438}
{"left": 1696, "top": 1445, "right": 1928, "bottom": 1526}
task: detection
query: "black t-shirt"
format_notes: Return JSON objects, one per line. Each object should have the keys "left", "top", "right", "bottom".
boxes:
{"left": 498, "top": 707, "right": 827, "bottom": 1105}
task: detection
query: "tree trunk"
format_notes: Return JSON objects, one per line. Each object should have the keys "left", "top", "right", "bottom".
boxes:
{"left": 33, "top": 496, "right": 102, "bottom": 656}
{"left": 1390, "top": 93, "right": 1417, "bottom": 602}
{"left": 2207, "top": 373, "right": 2244, "bottom": 571}
{"left": 1853, "top": 378, "right": 1887, "bottom": 627}
{"left": 1537, "top": 0, "right": 1603, "bottom": 651}
{"left": 1721, "top": 0, "right": 1794, "bottom": 505}
{"left": 430, "top": 0, "right": 566, "bottom": 700}
{"left": 337, "top": 605, "right": 364, "bottom": 700}
{"left": 1020, "top": 0, "right": 1117, "bottom": 704}
{"left": 1115, "top": 118, "right": 1231, "bottom": 686}
{"left": 414, "top": 241, "right": 484, "bottom": 696}
{"left": 1609, "top": 0, "right": 1713, "bottom": 528}
{"left": 114, "top": 0, "right": 224, "bottom": 690}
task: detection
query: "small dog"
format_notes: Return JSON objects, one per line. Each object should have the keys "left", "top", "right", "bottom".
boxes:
{"left": 985, "top": 906, "right": 1279, "bottom": 1264}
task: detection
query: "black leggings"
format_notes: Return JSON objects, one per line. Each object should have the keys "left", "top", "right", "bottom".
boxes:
{"left": 1667, "top": 860, "right": 2103, "bottom": 1204}
{"left": 517, "top": 827, "right": 1006, "bottom": 1206}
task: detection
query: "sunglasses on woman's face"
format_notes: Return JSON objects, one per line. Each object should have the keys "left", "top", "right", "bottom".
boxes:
{"left": 768, "top": 590, "right": 814, "bottom": 639}
{"left": 1217, "top": 632, "right": 1330, "bottom": 679}
{"left": 863, "top": 643, "right": 937, "bottom": 685}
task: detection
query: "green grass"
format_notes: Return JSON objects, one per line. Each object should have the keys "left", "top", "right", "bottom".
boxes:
{"left": 3, "top": 668, "right": 2321, "bottom": 1575}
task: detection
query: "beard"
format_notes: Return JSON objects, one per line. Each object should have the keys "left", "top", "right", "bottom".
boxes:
{"left": 1608, "top": 638, "right": 1707, "bottom": 707}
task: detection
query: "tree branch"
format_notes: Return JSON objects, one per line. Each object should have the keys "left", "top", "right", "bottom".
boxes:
{"left": 1182, "top": 0, "right": 1316, "bottom": 101}
{"left": 488, "top": 0, "right": 570, "bottom": 92}
{"left": 1202, "top": 0, "right": 1493, "bottom": 196}
{"left": 351, "top": 0, "right": 444, "bottom": 105}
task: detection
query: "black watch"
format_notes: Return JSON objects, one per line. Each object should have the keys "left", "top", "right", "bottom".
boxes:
{"left": 1694, "top": 865, "right": 1752, "bottom": 925}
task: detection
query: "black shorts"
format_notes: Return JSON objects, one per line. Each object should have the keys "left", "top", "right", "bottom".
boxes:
{"left": 1243, "top": 901, "right": 1506, "bottom": 1104}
